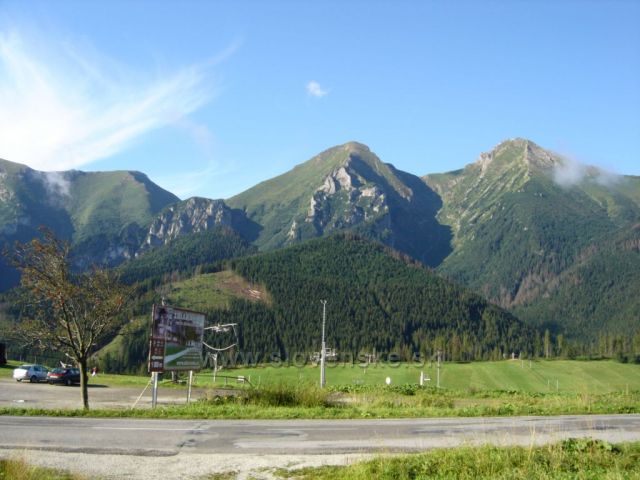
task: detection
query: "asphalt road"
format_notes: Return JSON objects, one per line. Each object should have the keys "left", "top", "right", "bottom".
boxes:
{"left": 1, "top": 414, "right": 639, "bottom": 456}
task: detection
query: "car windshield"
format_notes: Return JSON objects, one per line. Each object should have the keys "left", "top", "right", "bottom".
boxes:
{"left": 51, "top": 368, "right": 66, "bottom": 373}
{"left": 18, "top": 365, "right": 32, "bottom": 369}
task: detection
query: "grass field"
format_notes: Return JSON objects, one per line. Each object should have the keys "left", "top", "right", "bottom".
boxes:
{"left": 190, "top": 359, "right": 640, "bottom": 394}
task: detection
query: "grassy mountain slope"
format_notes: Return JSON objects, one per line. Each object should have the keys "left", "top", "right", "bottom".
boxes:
{"left": 424, "top": 139, "right": 640, "bottom": 338}
{"left": 0, "top": 159, "right": 179, "bottom": 244}
{"left": 0, "top": 158, "right": 179, "bottom": 289}
{"left": 67, "top": 170, "right": 179, "bottom": 243}
{"left": 227, "top": 142, "right": 451, "bottom": 265}
{"left": 96, "top": 270, "right": 268, "bottom": 373}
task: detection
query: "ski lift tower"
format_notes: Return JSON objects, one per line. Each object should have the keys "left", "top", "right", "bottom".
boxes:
{"left": 203, "top": 323, "right": 238, "bottom": 383}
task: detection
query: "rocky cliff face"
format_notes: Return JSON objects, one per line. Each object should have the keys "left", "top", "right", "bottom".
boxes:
{"left": 140, "top": 197, "right": 236, "bottom": 252}
{"left": 301, "top": 163, "right": 389, "bottom": 237}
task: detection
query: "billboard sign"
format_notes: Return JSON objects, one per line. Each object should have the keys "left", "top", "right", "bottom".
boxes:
{"left": 148, "top": 304, "right": 205, "bottom": 373}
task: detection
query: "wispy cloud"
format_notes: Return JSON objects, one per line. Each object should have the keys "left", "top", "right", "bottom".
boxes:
{"left": 553, "top": 155, "right": 621, "bottom": 188}
{"left": 306, "top": 80, "right": 328, "bottom": 98}
{"left": 0, "top": 30, "right": 224, "bottom": 171}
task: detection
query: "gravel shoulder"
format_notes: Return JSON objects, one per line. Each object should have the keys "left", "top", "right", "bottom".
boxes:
{"left": 0, "top": 449, "right": 370, "bottom": 480}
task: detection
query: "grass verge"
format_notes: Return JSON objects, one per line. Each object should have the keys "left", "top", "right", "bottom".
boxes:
{"left": 279, "top": 440, "right": 640, "bottom": 479}
{"left": 0, "top": 457, "right": 85, "bottom": 480}
{"left": 1, "top": 383, "right": 638, "bottom": 419}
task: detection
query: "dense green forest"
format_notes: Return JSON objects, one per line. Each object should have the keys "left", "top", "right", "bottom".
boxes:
{"left": 516, "top": 223, "right": 640, "bottom": 345}
{"left": 209, "top": 235, "right": 540, "bottom": 362}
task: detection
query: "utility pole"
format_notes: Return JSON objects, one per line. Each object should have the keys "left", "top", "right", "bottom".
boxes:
{"left": 320, "top": 300, "right": 327, "bottom": 388}
{"left": 436, "top": 350, "right": 442, "bottom": 389}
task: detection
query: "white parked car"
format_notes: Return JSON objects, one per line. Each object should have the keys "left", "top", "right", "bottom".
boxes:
{"left": 12, "top": 364, "right": 49, "bottom": 383}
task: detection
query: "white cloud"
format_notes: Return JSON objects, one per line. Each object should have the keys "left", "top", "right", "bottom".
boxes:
{"left": 41, "top": 171, "right": 71, "bottom": 197}
{"left": 552, "top": 156, "right": 587, "bottom": 187}
{"left": 552, "top": 155, "right": 621, "bottom": 188}
{"left": 0, "top": 30, "right": 221, "bottom": 171}
{"left": 306, "top": 80, "right": 328, "bottom": 98}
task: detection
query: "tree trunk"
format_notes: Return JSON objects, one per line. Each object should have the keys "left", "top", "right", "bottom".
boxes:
{"left": 79, "top": 357, "right": 90, "bottom": 409}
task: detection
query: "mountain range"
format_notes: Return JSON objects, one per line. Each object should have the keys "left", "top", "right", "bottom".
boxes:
{"left": 1, "top": 138, "right": 639, "bottom": 343}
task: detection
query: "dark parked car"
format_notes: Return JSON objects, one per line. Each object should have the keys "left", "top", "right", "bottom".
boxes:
{"left": 47, "top": 367, "right": 80, "bottom": 386}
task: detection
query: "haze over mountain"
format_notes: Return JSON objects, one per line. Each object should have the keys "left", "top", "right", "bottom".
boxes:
{"left": 1, "top": 139, "right": 639, "bottom": 343}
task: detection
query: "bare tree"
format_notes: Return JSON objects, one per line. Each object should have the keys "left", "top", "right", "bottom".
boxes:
{"left": 8, "top": 229, "right": 129, "bottom": 409}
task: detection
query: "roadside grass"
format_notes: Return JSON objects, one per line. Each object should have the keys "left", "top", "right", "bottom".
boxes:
{"left": 278, "top": 440, "right": 640, "bottom": 480}
{"left": 1, "top": 383, "right": 638, "bottom": 419}
{"left": 0, "top": 457, "right": 85, "bottom": 480}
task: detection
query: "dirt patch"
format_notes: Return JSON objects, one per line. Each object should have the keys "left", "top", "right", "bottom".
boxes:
{"left": 215, "top": 270, "right": 272, "bottom": 305}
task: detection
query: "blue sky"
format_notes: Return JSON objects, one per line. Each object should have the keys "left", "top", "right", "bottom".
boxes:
{"left": 0, "top": 1, "right": 638, "bottom": 199}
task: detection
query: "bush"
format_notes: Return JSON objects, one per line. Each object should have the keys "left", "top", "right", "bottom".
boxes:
{"left": 203, "top": 383, "right": 332, "bottom": 408}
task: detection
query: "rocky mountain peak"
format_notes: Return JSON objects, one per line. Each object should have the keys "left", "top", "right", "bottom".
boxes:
{"left": 484, "top": 138, "right": 561, "bottom": 172}
{"left": 305, "top": 162, "right": 387, "bottom": 232}
{"left": 140, "top": 197, "right": 234, "bottom": 253}
{"left": 342, "top": 141, "right": 371, "bottom": 154}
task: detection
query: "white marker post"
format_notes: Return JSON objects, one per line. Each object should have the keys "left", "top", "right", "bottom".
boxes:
{"left": 320, "top": 300, "right": 327, "bottom": 388}
{"left": 187, "top": 370, "right": 194, "bottom": 403}
{"left": 151, "top": 372, "right": 158, "bottom": 408}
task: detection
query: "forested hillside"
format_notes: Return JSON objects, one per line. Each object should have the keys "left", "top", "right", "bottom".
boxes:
{"left": 514, "top": 223, "right": 640, "bottom": 342}
{"left": 212, "top": 234, "right": 538, "bottom": 362}
{"left": 96, "top": 235, "right": 538, "bottom": 373}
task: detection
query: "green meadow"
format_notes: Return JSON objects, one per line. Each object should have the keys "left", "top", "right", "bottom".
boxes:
{"left": 192, "top": 359, "right": 640, "bottom": 394}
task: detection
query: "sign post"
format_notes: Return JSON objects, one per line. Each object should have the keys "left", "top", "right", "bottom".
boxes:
{"left": 148, "top": 304, "right": 205, "bottom": 407}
